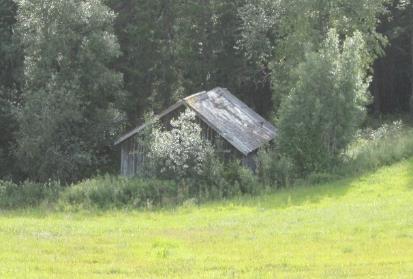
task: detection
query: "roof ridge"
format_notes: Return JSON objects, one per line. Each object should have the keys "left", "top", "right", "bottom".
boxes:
{"left": 115, "top": 87, "right": 277, "bottom": 154}
{"left": 184, "top": 90, "right": 207, "bottom": 102}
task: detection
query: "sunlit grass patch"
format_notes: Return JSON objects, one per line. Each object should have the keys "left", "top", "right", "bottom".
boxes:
{"left": 0, "top": 159, "right": 413, "bottom": 278}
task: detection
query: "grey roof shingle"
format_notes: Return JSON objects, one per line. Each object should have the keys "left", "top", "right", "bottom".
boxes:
{"left": 115, "top": 87, "right": 277, "bottom": 155}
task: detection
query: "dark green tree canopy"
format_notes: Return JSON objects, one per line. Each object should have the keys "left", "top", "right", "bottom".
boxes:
{"left": 0, "top": 0, "right": 21, "bottom": 179}
{"left": 15, "top": 0, "right": 123, "bottom": 183}
{"left": 0, "top": 0, "right": 411, "bottom": 182}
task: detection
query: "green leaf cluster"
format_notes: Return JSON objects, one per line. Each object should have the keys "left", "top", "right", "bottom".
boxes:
{"left": 278, "top": 29, "right": 370, "bottom": 173}
{"left": 15, "top": 0, "right": 124, "bottom": 183}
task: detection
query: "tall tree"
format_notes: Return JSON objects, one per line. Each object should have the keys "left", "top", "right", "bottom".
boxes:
{"left": 0, "top": 0, "right": 20, "bottom": 89}
{"left": 239, "top": 0, "right": 389, "bottom": 111}
{"left": 15, "top": 0, "right": 123, "bottom": 183}
{"left": 106, "top": 0, "right": 179, "bottom": 127}
{"left": 107, "top": 0, "right": 273, "bottom": 131}
{"left": 174, "top": 0, "right": 273, "bottom": 115}
{"left": 278, "top": 30, "right": 370, "bottom": 173}
{"left": 370, "top": 0, "right": 413, "bottom": 114}
{"left": 0, "top": 0, "right": 21, "bottom": 179}
{"left": 409, "top": 1, "right": 413, "bottom": 113}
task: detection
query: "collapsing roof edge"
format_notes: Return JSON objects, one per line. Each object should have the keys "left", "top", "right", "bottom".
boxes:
{"left": 115, "top": 87, "right": 277, "bottom": 155}
{"left": 114, "top": 100, "right": 185, "bottom": 145}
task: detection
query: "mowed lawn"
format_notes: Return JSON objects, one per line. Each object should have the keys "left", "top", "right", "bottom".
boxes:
{"left": 1, "top": 160, "right": 413, "bottom": 278}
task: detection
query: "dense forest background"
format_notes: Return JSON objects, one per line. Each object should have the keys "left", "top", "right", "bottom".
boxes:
{"left": 0, "top": 0, "right": 412, "bottom": 183}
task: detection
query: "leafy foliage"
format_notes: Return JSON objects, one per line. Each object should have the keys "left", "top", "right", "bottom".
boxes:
{"left": 61, "top": 176, "right": 177, "bottom": 209}
{"left": 148, "top": 109, "right": 214, "bottom": 180}
{"left": 0, "top": 0, "right": 410, "bottom": 187}
{"left": 0, "top": 0, "right": 21, "bottom": 89}
{"left": 278, "top": 29, "right": 370, "bottom": 173}
{"left": 256, "top": 146, "right": 295, "bottom": 188}
{"left": 15, "top": 0, "right": 124, "bottom": 183}
{"left": 0, "top": 0, "right": 21, "bottom": 179}
{"left": 106, "top": 0, "right": 273, "bottom": 127}
{"left": 0, "top": 179, "right": 61, "bottom": 209}
{"left": 239, "top": 0, "right": 389, "bottom": 109}
{"left": 0, "top": 87, "right": 18, "bottom": 179}
{"left": 1, "top": 123, "right": 412, "bottom": 210}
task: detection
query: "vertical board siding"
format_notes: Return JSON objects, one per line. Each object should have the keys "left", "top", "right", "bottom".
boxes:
{"left": 120, "top": 137, "right": 147, "bottom": 177}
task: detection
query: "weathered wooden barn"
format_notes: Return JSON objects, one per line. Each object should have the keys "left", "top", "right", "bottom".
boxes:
{"left": 115, "top": 87, "right": 277, "bottom": 177}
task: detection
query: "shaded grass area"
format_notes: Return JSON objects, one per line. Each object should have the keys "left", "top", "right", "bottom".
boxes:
{"left": 1, "top": 159, "right": 413, "bottom": 278}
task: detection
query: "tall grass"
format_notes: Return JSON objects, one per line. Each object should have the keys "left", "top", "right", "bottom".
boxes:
{"left": 340, "top": 121, "right": 413, "bottom": 176}
{"left": 255, "top": 120, "right": 413, "bottom": 187}
{"left": 60, "top": 176, "right": 177, "bottom": 210}
{"left": 0, "top": 180, "right": 61, "bottom": 209}
{"left": 59, "top": 162, "right": 260, "bottom": 210}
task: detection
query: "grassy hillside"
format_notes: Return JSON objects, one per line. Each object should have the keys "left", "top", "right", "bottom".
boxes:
{"left": 1, "top": 159, "right": 413, "bottom": 278}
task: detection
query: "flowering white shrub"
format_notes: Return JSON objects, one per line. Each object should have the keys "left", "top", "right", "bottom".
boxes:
{"left": 149, "top": 109, "right": 214, "bottom": 180}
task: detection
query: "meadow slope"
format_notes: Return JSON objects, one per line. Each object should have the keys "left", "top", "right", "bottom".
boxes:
{"left": 1, "top": 159, "right": 413, "bottom": 278}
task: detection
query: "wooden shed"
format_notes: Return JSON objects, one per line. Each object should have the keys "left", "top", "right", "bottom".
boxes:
{"left": 114, "top": 87, "right": 277, "bottom": 177}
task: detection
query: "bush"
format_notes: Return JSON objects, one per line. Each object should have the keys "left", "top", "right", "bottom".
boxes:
{"left": 255, "top": 122, "right": 413, "bottom": 188}
{"left": 60, "top": 176, "right": 178, "bottom": 209}
{"left": 0, "top": 155, "right": 265, "bottom": 210}
{"left": 0, "top": 180, "right": 61, "bottom": 209}
{"left": 148, "top": 109, "right": 214, "bottom": 181}
{"left": 256, "top": 146, "right": 295, "bottom": 188}
{"left": 187, "top": 156, "right": 261, "bottom": 201}
{"left": 219, "top": 160, "right": 259, "bottom": 195}
{"left": 278, "top": 29, "right": 370, "bottom": 174}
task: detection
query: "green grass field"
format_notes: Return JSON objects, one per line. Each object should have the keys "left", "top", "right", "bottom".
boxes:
{"left": 1, "top": 159, "right": 413, "bottom": 278}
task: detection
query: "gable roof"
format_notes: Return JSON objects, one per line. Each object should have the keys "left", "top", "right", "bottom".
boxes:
{"left": 115, "top": 87, "right": 277, "bottom": 156}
